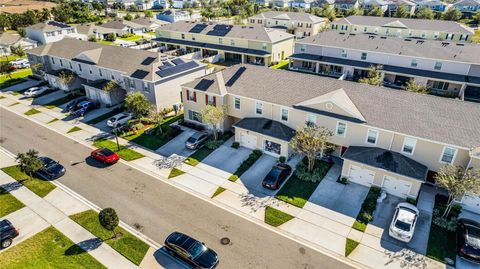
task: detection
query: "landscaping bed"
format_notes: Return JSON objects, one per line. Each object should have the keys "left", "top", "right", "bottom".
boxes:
{"left": 70, "top": 210, "right": 149, "bottom": 265}
{"left": 92, "top": 139, "right": 144, "bottom": 161}
{"left": 1, "top": 165, "right": 56, "bottom": 198}
{"left": 0, "top": 226, "right": 106, "bottom": 269}
{"left": 264, "top": 206, "right": 294, "bottom": 227}
{"left": 184, "top": 132, "right": 233, "bottom": 166}
{"left": 271, "top": 60, "right": 289, "bottom": 70}
{"left": 275, "top": 158, "right": 332, "bottom": 208}
{"left": 0, "top": 187, "right": 25, "bottom": 218}
{"left": 228, "top": 149, "right": 263, "bottom": 182}
{"left": 352, "top": 186, "right": 382, "bottom": 232}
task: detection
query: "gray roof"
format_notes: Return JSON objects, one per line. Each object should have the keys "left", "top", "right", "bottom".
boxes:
{"left": 26, "top": 21, "right": 74, "bottom": 32}
{"left": 343, "top": 146, "right": 428, "bottom": 181}
{"left": 157, "top": 21, "right": 294, "bottom": 43}
{"left": 76, "top": 24, "right": 97, "bottom": 36}
{"left": 250, "top": 11, "right": 326, "bottom": 23}
{"left": 0, "top": 32, "right": 21, "bottom": 45}
{"left": 183, "top": 64, "right": 480, "bottom": 149}
{"left": 27, "top": 39, "right": 203, "bottom": 82}
{"left": 298, "top": 31, "right": 480, "bottom": 64}
{"left": 234, "top": 117, "right": 296, "bottom": 141}
{"left": 453, "top": 0, "right": 480, "bottom": 7}
{"left": 334, "top": 15, "right": 474, "bottom": 34}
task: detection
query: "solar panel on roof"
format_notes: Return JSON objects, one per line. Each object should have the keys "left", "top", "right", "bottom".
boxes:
{"left": 156, "top": 61, "right": 199, "bottom": 78}
{"left": 189, "top": 24, "right": 208, "bottom": 33}
{"left": 225, "top": 67, "right": 246, "bottom": 87}
{"left": 206, "top": 25, "right": 232, "bottom": 37}
{"left": 141, "top": 57, "right": 157, "bottom": 65}
{"left": 172, "top": 58, "right": 185, "bottom": 65}
{"left": 161, "top": 61, "right": 174, "bottom": 68}
{"left": 194, "top": 79, "right": 214, "bottom": 91}
{"left": 131, "top": 69, "right": 150, "bottom": 79}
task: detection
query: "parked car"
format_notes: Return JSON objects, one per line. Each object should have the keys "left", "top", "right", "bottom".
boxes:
{"left": 164, "top": 232, "right": 219, "bottom": 269}
{"left": 64, "top": 96, "right": 89, "bottom": 112}
{"left": 70, "top": 101, "right": 99, "bottom": 117}
{"left": 0, "top": 219, "right": 19, "bottom": 249}
{"left": 90, "top": 148, "right": 120, "bottom": 165}
{"left": 10, "top": 58, "right": 30, "bottom": 69}
{"left": 457, "top": 218, "right": 480, "bottom": 264}
{"left": 107, "top": 112, "right": 132, "bottom": 128}
{"left": 23, "top": 86, "right": 50, "bottom": 97}
{"left": 185, "top": 132, "right": 210, "bottom": 150}
{"left": 36, "top": 156, "right": 66, "bottom": 180}
{"left": 262, "top": 164, "right": 292, "bottom": 190}
{"left": 388, "top": 202, "right": 419, "bottom": 243}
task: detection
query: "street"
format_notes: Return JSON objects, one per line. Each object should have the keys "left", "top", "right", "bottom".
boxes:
{"left": 0, "top": 107, "right": 356, "bottom": 269}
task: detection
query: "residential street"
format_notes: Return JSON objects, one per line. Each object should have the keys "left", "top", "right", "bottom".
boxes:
{"left": 0, "top": 107, "right": 356, "bottom": 269}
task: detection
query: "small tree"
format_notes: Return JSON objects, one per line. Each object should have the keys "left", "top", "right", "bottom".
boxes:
{"left": 148, "top": 107, "right": 165, "bottom": 135}
{"left": 416, "top": 8, "right": 434, "bottom": 20}
{"left": 442, "top": 8, "right": 462, "bottom": 21}
{"left": 289, "top": 123, "right": 334, "bottom": 173}
{"left": 393, "top": 5, "right": 409, "bottom": 18}
{"left": 105, "top": 33, "right": 116, "bottom": 42}
{"left": 102, "top": 80, "right": 120, "bottom": 92}
{"left": 358, "top": 65, "right": 383, "bottom": 86}
{"left": 168, "top": 0, "right": 174, "bottom": 8}
{"left": 88, "top": 35, "right": 98, "bottom": 42}
{"left": 144, "top": 10, "right": 153, "bottom": 18}
{"left": 403, "top": 79, "right": 430, "bottom": 94}
{"left": 124, "top": 13, "right": 133, "bottom": 21}
{"left": 435, "top": 165, "right": 480, "bottom": 218}
{"left": 31, "top": 62, "right": 43, "bottom": 74}
{"left": 98, "top": 208, "right": 119, "bottom": 238}
{"left": 124, "top": 91, "right": 151, "bottom": 118}
{"left": 16, "top": 149, "right": 43, "bottom": 180}
{"left": 201, "top": 105, "right": 225, "bottom": 140}
{"left": 0, "top": 61, "right": 13, "bottom": 80}
{"left": 368, "top": 6, "right": 384, "bottom": 17}
{"left": 59, "top": 70, "right": 76, "bottom": 85}
{"left": 10, "top": 45, "right": 25, "bottom": 58}
{"left": 17, "top": 27, "right": 26, "bottom": 37}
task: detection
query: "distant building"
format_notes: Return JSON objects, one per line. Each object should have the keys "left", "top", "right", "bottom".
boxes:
{"left": 26, "top": 21, "right": 80, "bottom": 45}
{"left": 0, "top": 32, "right": 37, "bottom": 55}
{"left": 156, "top": 10, "right": 201, "bottom": 23}
{"left": 452, "top": 0, "right": 480, "bottom": 14}
{"left": 416, "top": 0, "right": 450, "bottom": 12}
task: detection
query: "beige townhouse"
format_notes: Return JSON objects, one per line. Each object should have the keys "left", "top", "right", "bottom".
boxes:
{"left": 154, "top": 21, "right": 295, "bottom": 66}
{"left": 248, "top": 11, "right": 327, "bottom": 39}
{"left": 181, "top": 64, "right": 480, "bottom": 205}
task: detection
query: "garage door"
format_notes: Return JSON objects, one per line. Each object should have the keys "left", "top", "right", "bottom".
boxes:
{"left": 348, "top": 165, "right": 375, "bottom": 187}
{"left": 240, "top": 133, "right": 257, "bottom": 149}
{"left": 382, "top": 176, "right": 412, "bottom": 198}
{"left": 462, "top": 194, "right": 480, "bottom": 214}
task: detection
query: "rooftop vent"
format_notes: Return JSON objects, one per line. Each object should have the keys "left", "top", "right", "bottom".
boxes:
{"left": 416, "top": 40, "right": 424, "bottom": 44}
{"left": 339, "top": 32, "right": 345, "bottom": 35}
{"left": 456, "top": 43, "right": 465, "bottom": 46}
{"left": 368, "top": 35, "right": 375, "bottom": 39}
{"left": 242, "top": 25, "right": 246, "bottom": 28}
{"left": 349, "top": 33, "right": 356, "bottom": 36}
{"left": 441, "top": 42, "right": 450, "bottom": 47}
{"left": 380, "top": 36, "right": 387, "bottom": 39}
{"left": 404, "top": 38, "right": 412, "bottom": 41}
{"left": 249, "top": 26, "right": 254, "bottom": 29}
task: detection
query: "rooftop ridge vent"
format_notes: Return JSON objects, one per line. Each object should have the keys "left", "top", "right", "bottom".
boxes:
{"left": 339, "top": 32, "right": 345, "bottom": 35}
{"left": 380, "top": 36, "right": 387, "bottom": 39}
{"left": 404, "top": 38, "right": 412, "bottom": 41}
{"left": 456, "top": 43, "right": 465, "bottom": 46}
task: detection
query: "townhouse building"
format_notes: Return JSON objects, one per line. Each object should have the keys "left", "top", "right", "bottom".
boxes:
{"left": 154, "top": 21, "right": 295, "bottom": 66}
{"left": 361, "top": 0, "right": 390, "bottom": 12}
{"left": 156, "top": 10, "right": 202, "bottom": 23}
{"left": 0, "top": 32, "right": 37, "bottom": 55}
{"left": 181, "top": 64, "right": 480, "bottom": 211}
{"left": 26, "top": 39, "right": 208, "bottom": 110}
{"left": 289, "top": 31, "right": 480, "bottom": 101}
{"left": 330, "top": 15, "right": 474, "bottom": 42}
{"left": 416, "top": 0, "right": 450, "bottom": 12}
{"left": 248, "top": 11, "right": 327, "bottom": 39}
{"left": 385, "top": 0, "right": 417, "bottom": 16}
{"left": 333, "top": 0, "right": 361, "bottom": 10}
{"left": 452, "top": 0, "right": 480, "bottom": 14}
{"left": 26, "top": 21, "right": 81, "bottom": 45}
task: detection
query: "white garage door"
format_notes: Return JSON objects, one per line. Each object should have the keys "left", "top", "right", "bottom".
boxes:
{"left": 240, "top": 133, "right": 257, "bottom": 149}
{"left": 382, "top": 176, "right": 412, "bottom": 198}
{"left": 462, "top": 194, "right": 480, "bottom": 214}
{"left": 348, "top": 165, "right": 375, "bottom": 187}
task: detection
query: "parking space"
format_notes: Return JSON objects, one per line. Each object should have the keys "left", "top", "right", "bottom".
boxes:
{"left": 156, "top": 127, "right": 196, "bottom": 157}
{"left": 31, "top": 90, "right": 67, "bottom": 106}
{"left": 202, "top": 137, "right": 252, "bottom": 174}
{"left": 1, "top": 79, "right": 42, "bottom": 93}
{"left": 237, "top": 154, "right": 278, "bottom": 195}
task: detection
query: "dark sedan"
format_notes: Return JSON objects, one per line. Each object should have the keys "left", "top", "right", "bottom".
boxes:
{"left": 0, "top": 219, "right": 19, "bottom": 249}
{"left": 64, "top": 96, "right": 88, "bottom": 112}
{"left": 457, "top": 218, "right": 480, "bottom": 264}
{"left": 164, "top": 232, "right": 219, "bottom": 269}
{"left": 37, "top": 156, "right": 66, "bottom": 180}
{"left": 70, "top": 101, "right": 99, "bottom": 117}
{"left": 262, "top": 164, "right": 292, "bottom": 190}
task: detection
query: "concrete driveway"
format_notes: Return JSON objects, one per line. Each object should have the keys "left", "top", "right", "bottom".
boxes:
{"left": 156, "top": 127, "right": 196, "bottom": 156}
{"left": 31, "top": 90, "right": 67, "bottom": 106}
{"left": 202, "top": 137, "right": 252, "bottom": 174}
{"left": 237, "top": 154, "right": 279, "bottom": 196}
{"left": 1, "top": 79, "right": 42, "bottom": 93}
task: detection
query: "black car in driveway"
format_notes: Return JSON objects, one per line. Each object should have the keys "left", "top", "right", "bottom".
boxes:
{"left": 457, "top": 218, "right": 480, "bottom": 264}
{"left": 64, "top": 96, "right": 88, "bottom": 112}
{"left": 164, "top": 232, "right": 219, "bottom": 269}
{"left": 262, "top": 164, "right": 292, "bottom": 190}
{"left": 0, "top": 219, "right": 19, "bottom": 249}
{"left": 37, "top": 156, "right": 66, "bottom": 180}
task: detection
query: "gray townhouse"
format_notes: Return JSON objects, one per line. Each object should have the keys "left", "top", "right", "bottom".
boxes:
{"left": 26, "top": 39, "right": 208, "bottom": 110}
{"left": 26, "top": 21, "right": 81, "bottom": 45}
{"left": 289, "top": 31, "right": 480, "bottom": 102}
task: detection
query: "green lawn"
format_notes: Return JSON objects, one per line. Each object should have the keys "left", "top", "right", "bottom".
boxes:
{"left": 473, "top": 29, "right": 480, "bottom": 44}
{"left": 67, "top": 126, "right": 82, "bottom": 133}
{"left": 0, "top": 226, "right": 106, "bottom": 269}
{"left": 184, "top": 133, "right": 233, "bottom": 166}
{"left": 168, "top": 168, "right": 185, "bottom": 179}
{"left": 24, "top": 108, "right": 41, "bottom": 116}
{"left": 118, "top": 35, "right": 143, "bottom": 41}
{"left": 211, "top": 187, "right": 226, "bottom": 198}
{"left": 1, "top": 165, "right": 56, "bottom": 198}
{"left": 70, "top": 210, "right": 149, "bottom": 265}
{"left": 275, "top": 160, "right": 332, "bottom": 208}
{"left": 352, "top": 187, "right": 382, "bottom": 232}
{"left": 0, "top": 68, "right": 32, "bottom": 84}
{"left": 8, "top": 101, "right": 19, "bottom": 106}
{"left": 264, "top": 206, "right": 294, "bottom": 227}
{"left": 345, "top": 238, "right": 360, "bottom": 257}
{"left": 0, "top": 187, "right": 25, "bottom": 218}
{"left": 228, "top": 150, "right": 263, "bottom": 182}
{"left": 92, "top": 139, "right": 144, "bottom": 161}
{"left": 271, "top": 60, "right": 289, "bottom": 70}
{"left": 0, "top": 55, "right": 26, "bottom": 62}
{"left": 48, "top": 118, "right": 59, "bottom": 124}
{"left": 85, "top": 107, "right": 124, "bottom": 124}
{"left": 97, "top": 40, "right": 115, "bottom": 45}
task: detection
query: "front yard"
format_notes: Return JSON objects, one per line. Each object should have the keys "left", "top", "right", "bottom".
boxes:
{"left": 1, "top": 165, "right": 56, "bottom": 198}
{"left": 0, "top": 68, "right": 32, "bottom": 84}
{"left": 92, "top": 139, "right": 144, "bottom": 161}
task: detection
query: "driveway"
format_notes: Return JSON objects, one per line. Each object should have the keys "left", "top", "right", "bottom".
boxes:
{"left": 237, "top": 154, "right": 278, "bottom": 196}
{"left": 31, "top": 90, "right": 67, "bottom": 106}
{"left": 1, "top": 79, "right": 42, "bottom": 93}
{"left": 156, "top": 127, "right": 196, "bottom": 156}
{"left": 201, "top": 137, "right": 252, "bottom": 174}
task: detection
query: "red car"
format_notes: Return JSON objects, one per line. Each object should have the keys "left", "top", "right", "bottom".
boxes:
{"left": 91, "top": 148, "right": 119, "bottom": 165}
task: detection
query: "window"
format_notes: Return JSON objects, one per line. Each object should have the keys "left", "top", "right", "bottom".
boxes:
{"left": 411, "top": 59, "right": 417, "bottom": 67}
{"left": 230, "top": 39, "right": 235, "bottom": 46}
{"left": 366, "top": 129, "right": 378, "bottom": 145}
{"left": 264, "top": 140, "right": 281, "bottom": 155}
{"left": 143, "top": 82, "right": 149, "bottom": 92}
{"left": 129, "top": 78, "right": 135, "bottom": 90}
{"left": 300, "top": 44, "right": 306, "bottom": 52}
{"left": 188, "top": 110, "right": 202, "bottom": 122}
{"left": 336, "top": 122, "right": 347, "bottom": 137}
{"left": 341, "top": 49, "right": 347, "bottom": 58}
{"left": 363, "top": 26, "right": 367, "bottom": 32}
{"left": 59, "top": 59, "right": 63, "bottom": 66}
{"left": 51, "top": 57, "right": 55, "bottom": 64}
{"left": 69, "top": 62, "right": 72, "bottom": 69}
{"left": 234, "top": 96, "right": 240, "bottom": 109}
{"left": 250, "top": 19, "right": 255, "bottom": 23}
{"left": 89, "top": 68, "right": 92, "bottom": 74}
{"left": 446, "top": 33, "right": 454, "bottom": 40}
{"left": 99, "top": 69, "right": 103, "bottom": 77}
{"left": 262, "top": 43, "right": 267, "bottom": 50}
{"left": 361, "top": 52, "right": 367, "bottom": 60}
{"left": 402, "top": 137, "right": 417, "bottom": 155}
{"left": 187, "top": 90, "right": 196, "bottom": 102}
{"left": 440, "top": 147, "right": 456, "bottom": 164}
{"left": 255, "top": 102, "right": 263, "bottom": 115}
{"left": 460, "top": 34, "right": 468, "bottom": 41}
{"left": 434, "top": 62, "right": 442, "bottom": 70}
{"left": 78, "top": 64, "right": 82, "bottom": 71}
{"left": 434, "top": 32, "right": 439, "bottom": 39}
{"left": 181, "top": 34, "right": 185, "bottom": 39}
{"left": 306, "top": 114, "right": 316, "bottom": 125}
{"left": 206, "top": 95, "right": 215, "bottom": 105}
{"left": 332, "top": 24, "right": 338, "bottom": 30}
{"left": 421, "top": 32, "right": 426, "bottom": 38}
{"left": 281, "top": 108, "right": 288, "bottom": 122}
{"left": 218, "top": 38, "right": 223, "bottom": 44}
{"left": 431, "top": 80, "right": 449, "bottom": 90}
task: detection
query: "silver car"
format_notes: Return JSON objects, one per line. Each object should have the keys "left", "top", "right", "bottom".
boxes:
{"left": 23, "top": 86, "right": 50, "bottom": 97}
{"left": 106, "top": 112, "right": 132, "bottom": 128}
{"left": 185, "top": 132, "right": 209, "bottom": 150}
{"left": 389, "top": 202, "right": 419, "bottom": 243}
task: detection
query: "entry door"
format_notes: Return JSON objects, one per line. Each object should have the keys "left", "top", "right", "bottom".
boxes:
{"left": 462, "top": 194, "right": 480, "bottom": 214}
{"left": 348, "top": 165, "right": 375, "bottom": 187}
{"left": 240, "top": 133, "right": 257, "bottom": 149}
{"left": 382, "top": 176, "right": 412, "bottom": 198}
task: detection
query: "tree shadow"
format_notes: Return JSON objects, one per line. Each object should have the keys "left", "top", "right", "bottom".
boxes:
{"left": 0, "top": 181, "right": 23, "bottom": 192}
{"left": 65, "top": 238, "right": 103, "bottom": 256}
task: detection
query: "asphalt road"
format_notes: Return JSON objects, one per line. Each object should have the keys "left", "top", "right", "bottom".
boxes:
{"left": 0, "top": 107, "right": 356, "bottom": 269}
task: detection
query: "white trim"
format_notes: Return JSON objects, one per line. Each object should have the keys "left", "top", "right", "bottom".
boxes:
{"left": 306, "top": 113, "right": 317, "bottom": 124}
{"left": 401, "top": 137, "right": 417, "bottom": 156}
{"left": 381, "top": 175, "right": 413, "bottom": 198}
{"left": 439, "top": 146, "right": 458, "bottom": 164}
{"left": 365, "top": 128, "right": 378, "bottom": 145}
{"left": 255, "top": 101, "right": 263, "bottom": 115}
{"left": 233, "top": 96, "right": 241, "bottom": 110}
{"left": 280, "top": 107, "right": 289, "bottom": 122}
{"left": 335, "top": 121, "right": 347, "bottom": 137}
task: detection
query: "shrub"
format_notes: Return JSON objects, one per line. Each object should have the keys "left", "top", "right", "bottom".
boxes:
{"left": 131, "top": 122, "right": 144, "bottom": 132}
{"left": 278, "top": 156, "right": 286, "bottom": 163}
{"left": 162, "top": 125, "right": 182, "bottom": 139}
{"left": 121, "top": 32, "right": 134, "bottom": 38}
{"left": 231, "top": 142, "right": 240, "bottom": 149}
{"left": 179, "top": 120, "right": 205, "bottom": 131}
{"left": 353, "top": 186, "right": 382, "bottom": 231}
{"left": 253, "top": 149, "right": 263, "bottom": 157}
{"left": 432, "top": 209, "right": 458, "bottom": 232}
{"left": 358, "top": 212, "right": 373, "bottom": 223}
{"left": 105, "top": 33, "right": 116, "bottom": 42}
{"left": 294, "top": 162, "right": 328, "bottom": 183}
{"left": 337, "top": 176, "right": 348, "bottom": 185}
{"left": 205, "top": 139, "right": 224, "bottom": 150}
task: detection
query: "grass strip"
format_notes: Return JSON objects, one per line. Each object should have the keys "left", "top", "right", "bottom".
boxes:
{"left": 0, "top": 187, "right": 25, "bottom": 218}
{"left": 264, "top": 206, "right": 294, "bottom": 227}
{"left": 67, "top": 126, "right": 82, "bottom": 133}
{"left": 345, "top": 238, "right": 360, "bottom": 257}
{"left": 168, "top": 168, "right": 185, "bottom": 179}
{"left": 47, "top": 118, "right": 59, "bottom": 124}
{"left": 211, "top": 187, "right": 226, "bottom": 198}
{"left": 1, "top": 165, "right": 56, "bottom": 198}
{"left": 24, "top": 108, "right": 41, "bottom": 116}
{"left": 352, "top": 186, "right": 382, "bottom": 232}
{"left": 92, "top": 139, "right": 144, "bottom": 161}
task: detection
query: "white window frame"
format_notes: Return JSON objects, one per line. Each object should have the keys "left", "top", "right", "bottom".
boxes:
{"left": 280, "top": 108, "right": 289, "bottom": 122}
{"left": 434, "top": 61, "right": 442, "bottom": 70}
{"left": 361, "top": 52, "right": 367, "bottom": 60}
{"left": 341, "top": 49, "right": 347, "bottom": 58}
{"left": 365, "top": 129, "right": 378, "bottom": 145}
{"left": 401, "top": 137, "right": 417, "bottom": 155}
{"left": 335, "top": 121, "right": 347, "bottom": 137}
{"left": 234, "top": 96, "right": 241, "bottom": 110}
{"left": 306, "top": 114, "right": 316, "bottom": 125}
{"left": 439, "top": 146, "right": 457, "bottom": 164}
{"left": 411, "top": 59, "right": 417, "bottom": 67}
{"left": 255, "top": 102, "right": 263, "bottom": 115}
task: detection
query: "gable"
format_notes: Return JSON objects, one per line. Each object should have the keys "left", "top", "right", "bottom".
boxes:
{"left": 73, "top": 48, "right": 103, "bottom": 64}
{"left": 382, "top": 20, "right": 408, "bottom": 29}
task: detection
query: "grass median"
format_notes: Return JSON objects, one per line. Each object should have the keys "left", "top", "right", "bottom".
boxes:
{"left": 1, "top": 165, "right": 56, "bottom": 198}
{"left": 92, "top": 139, "right": 144, "bottom": 161}
{"left": 0, "top": 187, "right": 25, "bottom": 218}
{"left": 264, "top": 206, "right": 294, "bottom": 227}
{"left": 24, "top": 108, "right": 41, "bottom": 116}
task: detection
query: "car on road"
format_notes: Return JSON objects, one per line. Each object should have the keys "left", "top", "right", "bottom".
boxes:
{"left": 23, "top": 86, "right": 50, "bottom": 97}
{"left": 70, "top": 101, "right": 99, "bottom": 117}
{"left": 262, "top": 164, "right": 292, "bottom": 190}
{"left": 164, "top": 232, "right": 219, "bottom": 269}
{"left": 185, "top": 132, "right": 210, "bottom": 150}
{"left": 91, "top": 148, "right": 120, "bottom": 165}
{"left": 37, "top": 156, "right": 66, "bottom": 180}
{"left": 64, "top": 96, "right": 89, "bottom": 112}
{"left": 10, "top": 58, "right": 30, "bottom": 69}
{"left": 107, "top": 112, "right": 132, "bottom": 128}
{"left": 457, "top": 218, "right": 480, "bottom": 264}
{"left": 0, "top": 219, "right": 19, "bottom": 249}
{"left": 388, "top": 202, "right": 419, "bottom": 243}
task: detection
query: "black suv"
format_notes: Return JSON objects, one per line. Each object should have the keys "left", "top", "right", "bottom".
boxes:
{"left": 165, "top": 232, "right": 219, "bottom": 269}
{"left": 0, "top": 219, "right": 19, "bottom": 249}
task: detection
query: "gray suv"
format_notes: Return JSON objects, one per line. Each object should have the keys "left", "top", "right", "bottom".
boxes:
{"left": 185, "top": 132, "right": 209, "bottom": 150}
